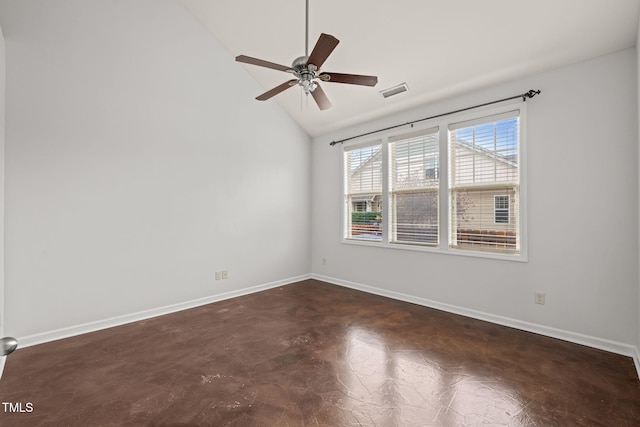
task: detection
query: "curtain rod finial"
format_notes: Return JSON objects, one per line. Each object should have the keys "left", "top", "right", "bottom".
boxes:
{"left": 523, "top": 89, "right": 541, "bottom": 101}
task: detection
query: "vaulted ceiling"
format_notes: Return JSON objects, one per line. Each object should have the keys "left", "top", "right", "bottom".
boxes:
{"left": 182, "top": 0, "right": 640, "bottom": 137}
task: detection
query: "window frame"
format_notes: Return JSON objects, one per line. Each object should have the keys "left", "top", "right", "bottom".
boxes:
{"left": 343, "top": 141, "right": 384, "bottom": 242}
{"left": 341, "top": 101, "right": 527, "bottom": 262}
{"left": 389, "top": 127, "right": 440, "bottom": 247}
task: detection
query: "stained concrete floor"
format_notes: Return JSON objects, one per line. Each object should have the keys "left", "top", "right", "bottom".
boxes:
{"left": 0, "top": 279, "right": 639, "bottom": 426}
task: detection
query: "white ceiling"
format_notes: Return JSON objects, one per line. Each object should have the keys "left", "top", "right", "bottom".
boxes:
{"left": 182, "top": 0, "right": 640, "bottom": 137}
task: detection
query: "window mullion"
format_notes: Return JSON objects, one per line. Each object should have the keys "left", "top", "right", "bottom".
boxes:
{"left": 381, "top": 137, "right": 390, "bottom": 244}
{"left": 439, "top": 123, "right": 449, "bottom": 250}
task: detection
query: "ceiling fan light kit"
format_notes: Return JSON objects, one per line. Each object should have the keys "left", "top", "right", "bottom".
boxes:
{"left": 235, "top": 0, "right": 378, "bottom": 111}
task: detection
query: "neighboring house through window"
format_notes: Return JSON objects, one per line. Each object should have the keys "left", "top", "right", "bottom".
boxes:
{"left": 342, "top": 104, "right": 525, "bottom": 260}
{"left": 389, "top": 127, "right": 439, "bottom": 245}
{"left": 449, "top": 111, "right": 520, "bottom": 253}
{"left": 344, "top": 143, "right": 383, "bottom": 241}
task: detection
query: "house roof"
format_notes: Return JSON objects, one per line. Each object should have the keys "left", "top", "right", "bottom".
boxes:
{"left": 453, "top": 138, "right": 518, "bottom": 168}
{"left": 349, "top": 138, "right": 516, "bottom": 181}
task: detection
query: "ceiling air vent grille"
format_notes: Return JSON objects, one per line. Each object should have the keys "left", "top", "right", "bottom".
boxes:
{"left": 381, "top": 83, "right": 409, "bottom": 99}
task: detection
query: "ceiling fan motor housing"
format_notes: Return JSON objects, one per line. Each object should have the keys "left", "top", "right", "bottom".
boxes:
{"left": 291, "top": 55, "right": 319, "bottom": 94}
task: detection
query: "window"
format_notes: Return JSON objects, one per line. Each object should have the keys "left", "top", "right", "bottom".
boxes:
{"left": 389, "top": 128, "right": 439, "bottom": 245}
{"left": 344, "top": 142, "right": 382, "bottom": 241}
{"left": 342, "top": 104, "right": 525, "bottom": 260}
{"left": 494, "top": 195, "right": 510, "bottom": 224}
{"left": 352, "top": 200, "right": 368, "bottom": 212}
{"left": 449, "top": 111, "right": 520, "bottom": 254}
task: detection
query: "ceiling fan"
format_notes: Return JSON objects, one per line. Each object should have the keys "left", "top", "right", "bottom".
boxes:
{"left": 235, "top": 0, "right": 378, "bottom": 111}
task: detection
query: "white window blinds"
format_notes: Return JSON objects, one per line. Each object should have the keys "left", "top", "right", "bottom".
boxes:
{"left": 449, "top": 111, "right": 520, "bottom": 253}
{"left": 389, "top": 128, "right": 439, "bottom": 245}
{"left": 344, "top": 142, "right": 383, "bottom": 241}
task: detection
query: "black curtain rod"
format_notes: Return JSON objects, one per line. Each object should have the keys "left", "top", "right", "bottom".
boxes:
{"left": 329, "top": 89, "right": 541, "bottom": 146}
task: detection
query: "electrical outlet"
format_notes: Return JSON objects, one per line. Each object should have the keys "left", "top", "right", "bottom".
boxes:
{"left": 215, "top": 272, "right": 221, "bottom": 280}
{"left": 535, "top": 292, "right": 545, "bottom": 305}
{"left": 322, "top": 258, "right": 326, "bottom": 266}
{"left": 221, "top": 270, "right": 228, "bottom": 280}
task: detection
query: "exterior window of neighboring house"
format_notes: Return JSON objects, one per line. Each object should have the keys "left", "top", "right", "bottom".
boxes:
{"left": 352, "top": 201, "right": 368, "bottom": 212}
{"left": 342, "top": 105, "right": 525, "bottom": 260}
{"left": 344, "top": 142, "right": 383, "bottom": 241}
{"left": 389, "top": 127, "right": 439, "bottom": 245}
{"left": 449, "top": 111, "right": 520, "bottom": 254}
{"left": 494, "top": 195, "right": 510, "bottom": 224}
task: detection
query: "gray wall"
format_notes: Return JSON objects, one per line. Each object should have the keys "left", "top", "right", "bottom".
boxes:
{"left": 0, "top": 22, "right": 5, "bottom": 341}
{"left": 637, "top": 14, "right": 640, "bottom": 364}
{"left": 0, "top": 0, "right": 311, "bottom": 340}
{"left": 312, "top": 48, "right": 639, "bottom": 354}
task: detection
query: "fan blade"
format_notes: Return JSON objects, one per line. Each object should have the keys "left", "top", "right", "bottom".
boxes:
{"left": 256, "top": 80, "right": 298, "bottom": 101}
{"left": 319, "top": 72, "right": 378, "bottom": 87}
{"left": 236, "top": 55, "right": 291, "bottom": 73}
{"left": 306, "top": 33, "right": 339, "bottom": 69}
{"left": 311, "top": 83, "right": 332, "bottom": 110}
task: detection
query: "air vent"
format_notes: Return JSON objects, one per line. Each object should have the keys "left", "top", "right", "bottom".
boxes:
{"left": 381, "top": 83, "right": 409, "bottom": 99}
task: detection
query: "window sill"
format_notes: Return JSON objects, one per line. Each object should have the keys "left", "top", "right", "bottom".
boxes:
{"left": 342, "top": 238, "right": 528, "bottom": 262}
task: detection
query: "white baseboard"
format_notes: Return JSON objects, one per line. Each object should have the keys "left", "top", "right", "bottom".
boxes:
{"left": 311, "top": 273, "right": 640, "bottom": 376}
{"left": 17, "top": 274, "right": 311, "bottom": 349}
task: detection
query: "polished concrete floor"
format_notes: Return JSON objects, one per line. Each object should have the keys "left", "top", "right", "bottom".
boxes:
{"left": 0, "top": 279, "right": 639, "bottom": 426}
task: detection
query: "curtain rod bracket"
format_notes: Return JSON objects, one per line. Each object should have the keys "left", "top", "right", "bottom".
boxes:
{"left": 330, "top": 89, "right": 541, "bottom": 146}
